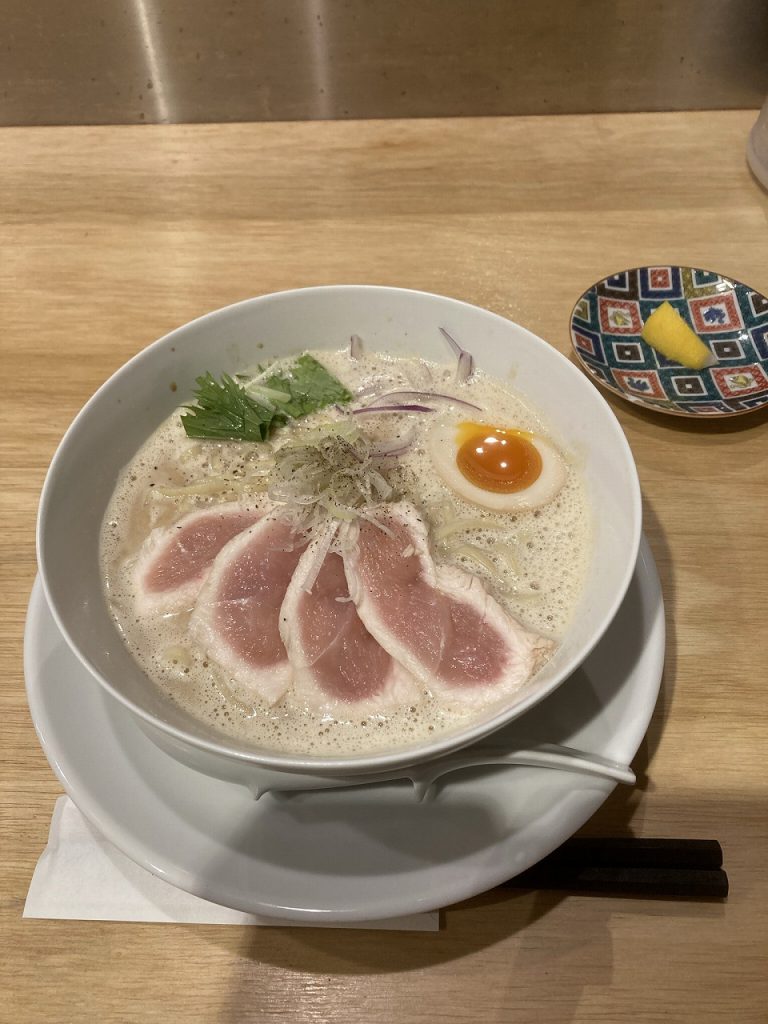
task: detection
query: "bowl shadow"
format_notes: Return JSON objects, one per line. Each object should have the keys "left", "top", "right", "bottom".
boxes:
{"left": 576, "top": 493, "right": 675, "bottom": 836}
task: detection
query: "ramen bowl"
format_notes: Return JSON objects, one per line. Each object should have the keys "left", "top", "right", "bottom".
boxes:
{"left": 37, "top": 286, "right": 641, "bottom": 785}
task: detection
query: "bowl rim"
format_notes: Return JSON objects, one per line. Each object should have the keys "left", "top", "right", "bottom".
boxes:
{"left": 37, "top": 284, "right": 642, "bottom": 776}
{"left": 568, "top": 263, "right": 768, "bottom": 419}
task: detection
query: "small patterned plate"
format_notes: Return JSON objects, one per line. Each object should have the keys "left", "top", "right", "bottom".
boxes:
{"left": 569, "top": 266, "right": 768, "bottom": 417}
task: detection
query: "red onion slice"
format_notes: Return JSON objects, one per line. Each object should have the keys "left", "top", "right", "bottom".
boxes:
{"left": 352, "top": 404, "right": 436, "bottom": 415}
{"left": 365, "top": 389, "right": 482, "bottom": 412}
{"left": 369, "top": 428, "right": 417, "bottom": 458}
{"left": 439, "top": 327, "right": 475, "bottom": 382}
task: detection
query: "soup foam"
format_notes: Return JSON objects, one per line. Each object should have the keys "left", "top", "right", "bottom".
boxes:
{"left": 101, "top": 349, "right": 590, "bottom": 756}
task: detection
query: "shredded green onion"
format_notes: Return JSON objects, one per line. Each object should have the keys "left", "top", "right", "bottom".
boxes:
{"left": 267, "top": 426, "right": 397, "bottom": 524}
{"left": 449, "top": 543, "right": 500, "bottom": 576}
{"left": 433, "top": 518, "right": 507, "bottom": 543}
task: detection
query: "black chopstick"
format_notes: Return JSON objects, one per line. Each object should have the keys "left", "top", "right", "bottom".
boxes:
{"left": 525, "top": 837, "right": 723, "bottom": 870}
{"left": 502, "top": 838, "right": 728, "bottom": 900}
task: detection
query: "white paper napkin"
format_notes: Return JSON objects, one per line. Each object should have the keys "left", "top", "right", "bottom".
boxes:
{"left": 24, "top": 797, "right": 439, "bottom": 931}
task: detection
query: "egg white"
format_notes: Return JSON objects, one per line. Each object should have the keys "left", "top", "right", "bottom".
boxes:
{"left": 426, "top": 420, "right": 568, "bottom": 512}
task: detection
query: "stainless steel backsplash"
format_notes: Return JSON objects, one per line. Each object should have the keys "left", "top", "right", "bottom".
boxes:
{"left": 3, "top": 0, "right": 767, "bottom": 126}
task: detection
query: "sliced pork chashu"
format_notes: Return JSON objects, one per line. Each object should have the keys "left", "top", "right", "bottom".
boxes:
{"left": 190, "top": 514, "right": 308, "bottom": 703}
{"left": 133, "top": 502, "right": 263, "bottom": 615}
{"left": 342, "top": 502, "right": 552, "bottom": 709}
{"left": 280, "top": 527, "right": 421, "bottom": 714}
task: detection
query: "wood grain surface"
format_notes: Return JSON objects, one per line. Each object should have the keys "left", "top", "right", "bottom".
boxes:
{"left": 2, "top": 111, "right": 767, "bottom": 1024}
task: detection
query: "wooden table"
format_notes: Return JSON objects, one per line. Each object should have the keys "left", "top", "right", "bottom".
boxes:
{"left": 2, "top": 111, "right": 767, "bottom": 1023}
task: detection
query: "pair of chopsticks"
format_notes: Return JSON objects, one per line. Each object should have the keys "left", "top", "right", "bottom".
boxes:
{"left": 502, "top": 838, "right": 728, "bottom": 900}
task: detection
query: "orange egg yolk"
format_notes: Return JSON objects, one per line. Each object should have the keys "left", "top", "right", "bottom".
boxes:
{"left": 455, "top": 422, "right": 542, "bottom": 493}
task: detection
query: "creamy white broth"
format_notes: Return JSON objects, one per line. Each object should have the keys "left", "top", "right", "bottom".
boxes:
{"left": 101, "top": 348, "right": 591, "bottom": 755}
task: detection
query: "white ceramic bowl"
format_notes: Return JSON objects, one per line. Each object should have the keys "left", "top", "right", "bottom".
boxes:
{"left": 37, "top": 285, "right": 641, "bottom": 785}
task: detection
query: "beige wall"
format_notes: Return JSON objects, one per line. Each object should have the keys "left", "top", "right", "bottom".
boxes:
{"left": 3, "top": 0, "right": 767, "bottom": 126}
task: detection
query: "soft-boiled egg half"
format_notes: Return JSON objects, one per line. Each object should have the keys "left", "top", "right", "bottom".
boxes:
{"left": 426, "top": 419, "right": 567, "bottom": 512}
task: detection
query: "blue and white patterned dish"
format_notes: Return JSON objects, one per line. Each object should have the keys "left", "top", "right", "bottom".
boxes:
{"left": 569, "top": 266, "right": 768, "bottom": 417}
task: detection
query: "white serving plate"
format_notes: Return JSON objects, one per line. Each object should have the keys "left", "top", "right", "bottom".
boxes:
{"left": 24, "top": 537, "right": 663, "bottom": 922}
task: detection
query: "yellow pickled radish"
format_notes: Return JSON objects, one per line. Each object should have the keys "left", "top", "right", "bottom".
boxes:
{"left": 640, "top": 301, "right": 717, "bottom": 370}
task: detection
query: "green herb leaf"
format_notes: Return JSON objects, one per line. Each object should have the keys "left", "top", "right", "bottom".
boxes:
{"left": 181, "top": 373, "right": 272, "bottom": 441}
{"left": 180, "top": 355, "right": 352, "bottom": 442}
{"left": 263, "top": 354, "right": 353, "bottom": 419}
